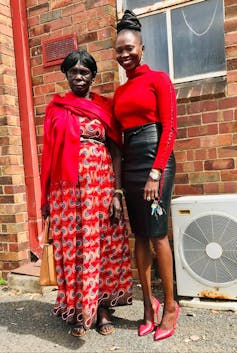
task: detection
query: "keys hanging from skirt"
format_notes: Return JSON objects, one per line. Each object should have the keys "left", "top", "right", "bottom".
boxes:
{"left": 151, "top": 199, "right": 166, "bottom": 220}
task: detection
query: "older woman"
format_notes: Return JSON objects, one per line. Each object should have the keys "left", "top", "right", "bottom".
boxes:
{"left": 113, "top": 10, "right": 179, "bottom": 341}
{"left": 40, "top": 49, "right": 132, "bottom": 337}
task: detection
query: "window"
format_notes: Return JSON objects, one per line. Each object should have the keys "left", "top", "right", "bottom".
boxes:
{"left": 118, "top": 0, "right": 226, "bottom": 83}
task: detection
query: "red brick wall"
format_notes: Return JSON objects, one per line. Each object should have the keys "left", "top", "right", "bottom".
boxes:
{"left": 0, "top": 0, "right": 30, "bottom": 279}
{"left": 26, "top": 0, "right": 119, "bottom": 160}
{"left": 174, "top": 0, "right": 237, "bottom": 197}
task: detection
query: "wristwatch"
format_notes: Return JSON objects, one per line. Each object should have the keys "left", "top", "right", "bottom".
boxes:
{"left": 149, "top": 169, "right": 162, "bottom": 181}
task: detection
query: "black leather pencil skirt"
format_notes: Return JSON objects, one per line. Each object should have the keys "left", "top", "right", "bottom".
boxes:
{"left": 122, "top": 123, "right": 176, "bottom": 238}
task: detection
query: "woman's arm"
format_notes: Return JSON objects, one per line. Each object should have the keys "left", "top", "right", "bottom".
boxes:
{"left": 152, "top": 72, "right": 177, "bottom": 171}
{"left": 107, "top": 137, "right": 123, "bottom": 220}
{"left": 40, "top": 105, "right": 53, "bottom": 219}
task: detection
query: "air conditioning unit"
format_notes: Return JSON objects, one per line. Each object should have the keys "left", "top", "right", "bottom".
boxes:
{"left": 171, "top": 194, "right": 237, "bottom": 300}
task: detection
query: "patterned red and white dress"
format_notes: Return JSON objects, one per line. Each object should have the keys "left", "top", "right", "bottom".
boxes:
{"left": 49, "top": 116, "right": 132, "bottom": 329}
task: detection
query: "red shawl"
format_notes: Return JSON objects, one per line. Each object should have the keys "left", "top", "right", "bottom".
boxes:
{"left": 40, "top": 91, "right": 121, "bottom": 208}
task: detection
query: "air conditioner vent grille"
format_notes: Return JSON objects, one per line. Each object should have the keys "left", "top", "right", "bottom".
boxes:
{"left": 182, "top": 214, "right": 237, "bottom": 284}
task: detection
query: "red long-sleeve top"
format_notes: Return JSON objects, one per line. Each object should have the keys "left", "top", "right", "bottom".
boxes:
{"left": 113, "top": 64, "right": 177, "bottom": 171}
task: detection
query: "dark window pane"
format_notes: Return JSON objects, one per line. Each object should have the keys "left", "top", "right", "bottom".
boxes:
{"left": 140, "top": 13, "right": 169, "bottom": 73}
{"left": 172, "top": 0, "right": 225, "bottom": 79}
{"left": 124, "top": 0, "right": 162, "bottom": 8}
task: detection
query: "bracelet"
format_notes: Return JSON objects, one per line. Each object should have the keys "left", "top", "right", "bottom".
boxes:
{"left": 151, "top": 169, "right": 162, "bottom": 175}
{"left": 114, "top": 188, "right": 124, "bottom": 196}
{"left": 149, "top": 169, "right": 162, "bottom": 181}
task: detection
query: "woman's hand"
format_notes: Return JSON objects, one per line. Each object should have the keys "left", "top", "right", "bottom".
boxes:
{"left": 41, "top": 202, "right": 50, "bottom": 220}
{"left": 109, "top": 194, "right": 123, "bottom": 220}
{"left": 144, "top": 177, "right": 159, "bottom": 201}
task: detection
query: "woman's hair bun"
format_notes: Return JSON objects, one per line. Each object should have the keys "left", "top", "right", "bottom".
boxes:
{"left": 117, "top": 9, "right": 142, "bottom": 33}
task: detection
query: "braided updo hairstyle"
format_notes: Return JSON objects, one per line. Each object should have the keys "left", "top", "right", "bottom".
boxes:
{"left": 116, "top": 9, "right": 142, "bottom": 34}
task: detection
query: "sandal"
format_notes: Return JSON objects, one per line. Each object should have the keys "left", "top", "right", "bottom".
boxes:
{"left": 97, "top": 307, "right": 115, "bottom": 336}
{"left": 70, "top": 324, "right": 86, "bottom": 337}
{"left": 97, "top": 321, "right": 115, "bottom": 336}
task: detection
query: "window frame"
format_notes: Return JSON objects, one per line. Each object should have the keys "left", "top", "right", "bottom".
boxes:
{"left": 117, "top": 0, "right": 226, "bottom": 84}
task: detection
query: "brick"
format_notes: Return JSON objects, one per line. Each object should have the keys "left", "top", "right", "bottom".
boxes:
{"left": 221, "top": 170, "right": 237, "bottom": 181}
{"left": 225, "top": 32, "right": 237, "bottom": 46}
{"left": 45, "top": 16, "right": 72, "bottom": 31}
{"left": 195, "top": 148, "right": 217, "bottom": 161}
{"left": 222, "top": 110, "right": 234, "bottom": 121}
{"left": 14, "top": 194, "right": 26, "bottom": 203}
{"left": 200, "top": 100, "right": 218, "bottom": 112}
{"left": 78, "top": 32, "right": 98, "bottom": 45}
{"left": 226, "top": 46, "right": 237, "bottom": 59}
{"left": 178, "top": 114, "right": 201, "bottom": 128}
{"left": 227, "top": 58, "right": 237, "bottom": 71}
{"left": 182, "top": 161, "right": 203, "bottom": 172}
{"left": 0, "top": 250, "right": 28, "bottom": 262}
{"left": 1, "top": 145, "right": 23, "bottom": 156}
{"left": 189, "top": 171, "right": 220, "bottom": 184}
{"left": 203, "top": 183, "right": 220, "bottom": 194}
{"left": 224, "top": 18, "right": 237, "bottom": 32}
{"left": 174, "top": 151, "right": 187, "bottom": 162}
{"left": 9, "top": 241, "right": 30, "bottom": 252}
{"left": 31, "top": 56, "right": 43, "bottom": 67}
{"left": 26, "top": 0, "right": 39, "bottom": 8}
{"left": 202, "top": 112, "right": 218, "bottom": 124}
{"left": 96, "top": 82, "right": 114, "bottom": 94}
{"left": 175, "top": 162, "right": 184, "bottom": 173}
{"left": 102, "top": 71, "right": 114, "bottom": 83}
{"left": 176, "top": 128, "right": 187, "bottom": 139}
{"left": 86, "top": 0, "right": 103, "bottom": 10}
{"left": 227, "top": 71, "right": 237, "bottom": 83}
{"left": 97, "top": 27, "right": 113, "bottom": 41}
{"left": 219, "top": 145, "right": 237, "bottom": 158}
{"left": 225, "top": 0, "right": 237, "bottom": 6}
{"left": 12, "top": 175, "right": 26, "bottom": 185}
{"left": 27, "top": 15, "right": 40, "bottom": 27}
{"left": 200, "top": 134, "right": 232, "bottom": 148}
{"left": 227, "top": 82, "right": 237, "bottom": 96}
{"left": 100, "top": 48, "right": 115, "bottom": 61}
{"left": 88, "top": 38, "right": 113, "bottom": 52}
{"left": 188, "top": 124, "right": 218, "bottom": 137}
{"left": 175, "top": 138, "right": 200, "bottom": 151}
{"left": 16, "top": 232, "right": 29, "bottom": 243}
{"left": 28, "top": 3, "right": 49, "bottom": 16}
{"left": 176, "top": 86, "right": 190, "bottom": 103}
{"left": 204, "top": 159, "right": 234, "bottom": 171}
{"left": 34, "top": 83, "right": 56, "bottom": 95}
{"left": 208, "top": 180, "right": 237, "bottom": 193}
{"left": 0, "top": 215, "right": 16, "bottom": 223}
{"left": 4, "top": 222, "right": 28, "bottom": 234}
{"left": 177, "top": 104, "right": 186, "bottom": 116}
{"left": 186, "top": 101, "right": 201, "bottom": 115}
{"left": 3, "top": 165, "right": 24, "bottom": 175}
{"left": 0, "top": 176, "right": 13, "bottom": 185}
{"left": 0, "top": 195, "right": 14, "bottom": 203}
{"left": 187, "top": 150, "right": 194, "bottom": 161}
{"left": 174, "top": 184, "right": 203, "bottom": 196}
{"left": 0, "top": 243, "right": 8, "bottom": 252}
{"left": 174, "top": 173, "right": 189, "bottom": 184}
{"left": 219, "top": 121, "right": 237, "bottom": 133}
{"left": 40, "top": 9, "right": 61, "bottom": 23}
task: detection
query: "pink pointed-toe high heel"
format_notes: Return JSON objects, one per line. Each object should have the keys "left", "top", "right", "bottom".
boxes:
{"left": 138, "top": 297, "right": 161, "bottom": 337}
{"left": 154, "top": 301, "right": 180, "bottom": 341}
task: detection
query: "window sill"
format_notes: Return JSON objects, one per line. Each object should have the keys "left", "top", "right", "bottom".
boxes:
{"left": 175, "top": 76, "right": 226, "bottom": 103}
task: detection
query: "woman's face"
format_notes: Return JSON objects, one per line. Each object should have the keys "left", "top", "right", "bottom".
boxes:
{"left": 66, "top": 61, "right": 93, "bottom": 97}
{"left": 115, "top": 30, "right": 143, "bottom": 71}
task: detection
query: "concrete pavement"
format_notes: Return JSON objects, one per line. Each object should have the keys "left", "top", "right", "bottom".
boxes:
{"left": 0, "top": 274, "right": 237, "bottom": 353}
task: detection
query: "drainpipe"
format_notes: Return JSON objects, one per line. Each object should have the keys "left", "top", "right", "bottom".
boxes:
{"left": 10, "top": 0, "right": 42, "bottom": 257}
